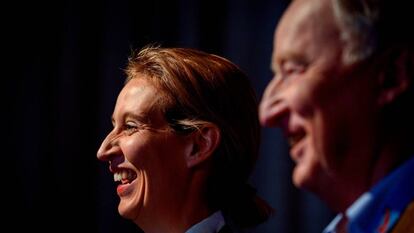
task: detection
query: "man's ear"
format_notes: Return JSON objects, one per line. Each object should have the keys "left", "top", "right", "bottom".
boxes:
{"left": 186, "top": 124, "right": 221, "bottom": 168}
{"left": 377, "top": 50, "right": 412, "bottom": 107}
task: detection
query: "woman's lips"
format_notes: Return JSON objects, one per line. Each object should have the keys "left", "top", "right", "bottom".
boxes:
{"left": 113, "top": 169, "right": 138, "bottom": 196}
{"left": 117, "top": 183, "right": 131, "bottom": 195}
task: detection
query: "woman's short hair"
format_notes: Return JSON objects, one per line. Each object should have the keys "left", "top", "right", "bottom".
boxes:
{"left": 125, "top": 46, "right": 272, "bottom": 227}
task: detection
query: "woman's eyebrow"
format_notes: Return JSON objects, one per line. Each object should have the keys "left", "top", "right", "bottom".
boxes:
{"left": 124, "top": 112, "right": 151, "bottom": 125}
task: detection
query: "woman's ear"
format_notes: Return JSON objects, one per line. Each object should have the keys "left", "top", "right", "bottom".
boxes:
{"left": 186, "top": 124, "right": 221, "bottom": 168}
{"left": 377, "top": 50, "right": 412, "bottom": 107}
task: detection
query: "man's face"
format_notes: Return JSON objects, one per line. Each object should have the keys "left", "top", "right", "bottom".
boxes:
{"left": 260, "top": 0, "right": 379, "bottom": 206}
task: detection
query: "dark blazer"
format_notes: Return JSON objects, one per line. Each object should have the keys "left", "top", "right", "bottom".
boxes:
{"left": 218, "top": 225, "right": 233, "bottom": 233}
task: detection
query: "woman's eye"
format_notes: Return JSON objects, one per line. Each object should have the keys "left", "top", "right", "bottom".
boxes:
{"left": 124, "top": 123, "right": 138, "bottom": 134}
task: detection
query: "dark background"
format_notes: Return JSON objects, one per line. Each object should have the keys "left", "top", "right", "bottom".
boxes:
{"left": 6, "top": 0, "right": 333, "bottom": 232}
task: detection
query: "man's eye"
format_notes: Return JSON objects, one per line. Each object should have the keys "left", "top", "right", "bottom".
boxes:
{"left": 283, "top": 61, "right": 305, "bottom": 75}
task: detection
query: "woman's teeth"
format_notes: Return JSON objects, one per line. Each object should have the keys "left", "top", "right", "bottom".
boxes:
{"left": 114, "top": 170, "right": 137, "bottom": 184}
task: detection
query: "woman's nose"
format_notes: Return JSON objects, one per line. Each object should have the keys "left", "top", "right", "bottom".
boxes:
{"left": 97, "top": 131, "right": 119, "bottom": 161}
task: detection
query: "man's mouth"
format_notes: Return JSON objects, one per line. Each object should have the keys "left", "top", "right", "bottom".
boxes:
{"left": 113, "top": 169, "right": 137, "bottom": 185}
{"left": 287, "top": 129, "right": 306, "bottom": 149}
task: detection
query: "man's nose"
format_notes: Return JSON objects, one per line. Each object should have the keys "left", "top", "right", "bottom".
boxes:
{"left": 259, "top": 78, "right": 289, "bottom": 127}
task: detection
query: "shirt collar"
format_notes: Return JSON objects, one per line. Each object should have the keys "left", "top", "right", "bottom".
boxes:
{"left": 324, "top": 156, "right": 414, "bottom": 233}
{"left": 185, "top": 211, "right": 225, "bottom": 233}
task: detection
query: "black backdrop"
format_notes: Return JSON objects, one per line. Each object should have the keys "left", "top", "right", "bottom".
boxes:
{"left": 6, "top": 0, "right": 333, "bottom": 232}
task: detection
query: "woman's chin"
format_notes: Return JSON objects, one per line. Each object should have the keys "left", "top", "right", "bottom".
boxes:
{"left": 118, "top": 198, "right": 142, "bottom": 221}
{"left": 117, "top": 185, "right": 144, "bottom": 220}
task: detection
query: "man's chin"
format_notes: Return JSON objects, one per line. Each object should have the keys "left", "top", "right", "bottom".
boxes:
{"left": 292, "top": 167, "right": 314, "bottom": 190}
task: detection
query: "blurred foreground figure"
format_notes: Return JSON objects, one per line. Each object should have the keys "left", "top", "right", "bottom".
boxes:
{"left": 260, "top": 0, "right": 414, "bottom": 232}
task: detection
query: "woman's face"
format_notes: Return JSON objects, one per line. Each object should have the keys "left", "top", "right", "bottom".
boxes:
{"left": 97, "top": 78, "right": 192, "bottom": 224}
